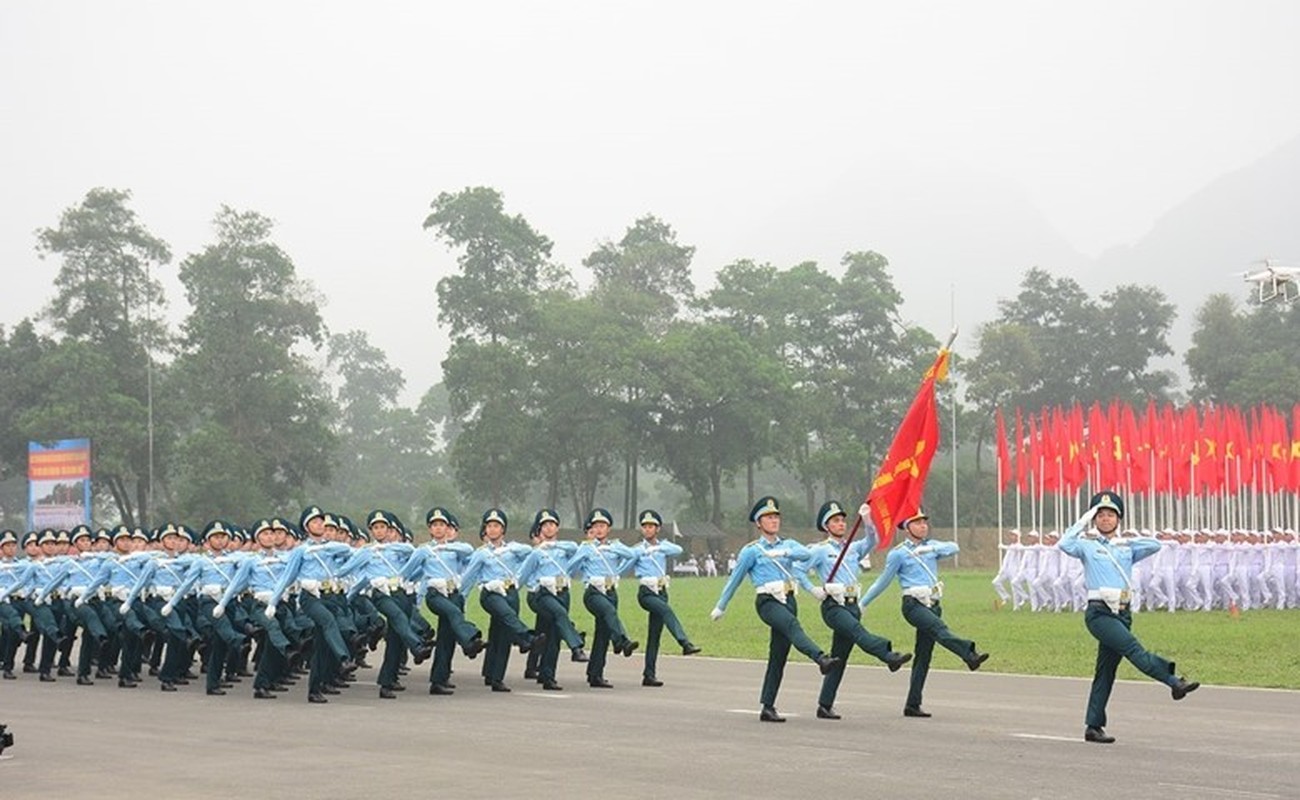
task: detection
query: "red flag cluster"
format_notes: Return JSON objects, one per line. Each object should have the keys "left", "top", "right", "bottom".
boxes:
{"left": 993, "top": 401, "right": 1300, "bottom": 497}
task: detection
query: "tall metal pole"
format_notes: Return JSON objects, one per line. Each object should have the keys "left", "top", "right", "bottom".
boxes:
{"left": 146, "top": 260, "right": 154, "bottom": 529}
{"left": 950, "top": 286, "right": 959, "bottom": 565}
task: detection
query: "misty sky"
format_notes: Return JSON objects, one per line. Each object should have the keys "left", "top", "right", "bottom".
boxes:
{"left": 3, "top": 1, "right": 1299, "bottom": 402}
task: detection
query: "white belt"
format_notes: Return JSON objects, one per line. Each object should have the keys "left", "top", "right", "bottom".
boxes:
{"left": 824, "top": 582, "right": 861, "bottom": 604}
{"left": 369, "top": 576, "right": 393, "bottom": 594}
{"left": 68, "top": 586, "right": 88, "bottom": 600}
{"left": 756, "top": 580, "right": 795, "bottom": 600}
{"left": 483, "top": 579, "right": 513, "bottom": 595}
{"left": 200, "top": 584, "right": 223, "bottom": 600}
{"left": 586, "top": 576, "right": 619, "bottom": 592}
{"left": 254, "top": 591, "right": 275, "bottom": 605}
{"left": 1087, "top": 588, "right": 1131, "bottom": 612}
{"left": 299, "top": 578, "right": 322, "bottom": 595}
{"left": 902, "top": 585, "right": 936, "bottom": 606}
{"left": 427, "top": 577, "right": 458, "bottom": 596}
{"left": 640, "top": 576, "right": 669, "bottom": 592}
{"left": 111, "top": 586, "right": 131, "bottom": 601}
{"left": 155, "top": 586, "right": 176, "bottom": 601}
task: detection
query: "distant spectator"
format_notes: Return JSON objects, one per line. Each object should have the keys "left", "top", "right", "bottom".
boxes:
{"left": 704, "top": 554, "right": 718, "bottom": 577}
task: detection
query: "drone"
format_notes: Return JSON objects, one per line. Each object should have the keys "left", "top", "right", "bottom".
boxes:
{"left": 1238, "top": 259, "right": 1300, "bottom": 303}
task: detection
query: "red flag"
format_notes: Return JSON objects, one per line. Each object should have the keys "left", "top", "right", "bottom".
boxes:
{"left": 995, "top": 407, "right": 1011, "bottom": 494}
{"left": 1015, "top": 408, "right": 1027, "bottom": 494}
{"left": 1123, "top": 403, "right": 1147, "bottom": 492}
{"left": 867, "top": 348, "right": 950, "bottom": 549}
{"left": 1290, "top": 405, "right": 1300, "bottom": 492}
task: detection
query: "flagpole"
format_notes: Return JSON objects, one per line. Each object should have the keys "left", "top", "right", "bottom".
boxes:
{"left": 949, "top": 288, "right": 959, "bottom": 567}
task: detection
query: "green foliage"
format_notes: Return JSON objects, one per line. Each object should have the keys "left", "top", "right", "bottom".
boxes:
{"left": 167, "top": 207, "right": 336, "bottom": 520}
{"left": 1186, "top": 293, "right": 1300, "bottom": 405}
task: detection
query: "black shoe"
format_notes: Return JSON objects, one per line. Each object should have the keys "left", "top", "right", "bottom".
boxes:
{"left": 541, "top": 679, "right": 564, "bottom": 691}
{"left": 588, "top": 678, "right": 614, "bottom": 689}
{"left": 118, "top": 678, "right": 138, "bottom": 688}
{"left": 57, "top": 666, "right": 74, "bottom": 677}
{"left": 1085, "top": 726, "right": 1115, "bottom": 744}
{"left": 321, "top": 685, "right": 340, "bottom": 695}
{"left": 254, "top": 687, "right": 278, "bottom": 699}
{"left": 269, "top": 684, "right": 288, "bottom": 692}
{"left": 816, "top": 704, "right": 841, "bottom": 720}
{"left": 39, "top": 672, "right": 56, "bottom": 682}
{"left": 148, "top": 666, "right": 159, "bottom": 677}
{"left": 571, "top": 647, "right": 589, "bottom": 663}
{"left": 172, "top": 678, "right": 190, "bottom": 686}
{"left": 183, "top": 670, "right": 199, "bottom": 680}
{"left": 225, "top": 675, "right": 243, "bottom": 683}
{"left": 388, "top": 682, "right": 406, "bottom": 691}
{"left": 95, "top": 668, "right": 112, "bottom": 679}
{"left": 1171, "top": 678, "right": 1200, "bottom": 700}
{"left": 463, "top": 636, "right": 486, "bottom": 659}
{"left": 885, "top": 652, "right": 913, "bottom": 672}
{"left": 160, "top": 681, "right": 177, "bottom": 692}
{"left": 682, "top": 642, "right": 702, "bottom": 656}
{"left": 903, "top": 705, "right": 931, "bottom": 718}
{"left": 339, "top": 658, "right": 358, "bottom": 676}
{"left": 77, "top": 675, "right": 95, "bottom": 686}
{"left": 524, "top": 667, "right": 538, "bottom": 680}
{"left": 412, "top": 644, "right": 433, "bottom": 665}
{"left": 23, "top": 664, "right": 38, "bottom": 673}
{"left": 520, "top": 631, "right": 546, "bottom": 655}
{"left": 367, "top": 625, "right": 385, "bottom": 651}
{"left": 396, "top": 665, "right": 409, "bottom": 675}
{"left": 443, "top": 682, "right": 456, "bottom": 689}
{"left": 219, "top": 681, "right": 234, "bottom": 689}
{"left": 379, "top": 686, "right": 397, "bottom": 699}
{"left": 621, "top": 640, "right": 639, "bottom": 657}
{"left": 490, "top": 681, "right": 512, "bottom": 693}
{"left": 759, "top": 706, "right": 785, "bottom": 723}
{"left": 429, "top": 683, "right": 454, "bottom": 696}
{"left": 815, "top": 654, "right": 843, "bottom": 675}
{"left": 308, "top": 691, "right": 328, "bottom": 704}
{"left": 206, "top": 688, "right": 226, "bottom": 696}
{"left": 966, "top": 651, "right": 990, "bottom": 671}
{"left": 2, "top": 670, "right": 15, "bottom": 680}
{"left": 642, "top": 677, "right": 663, "bottom": 687}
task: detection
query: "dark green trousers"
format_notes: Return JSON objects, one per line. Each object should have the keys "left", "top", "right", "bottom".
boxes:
{"left": 583, "top": 586, "right": 631, "bottom": 683}
{"left": 426, "top": 591, "right": 473, "bottom": 685}
{"left": 818, "top": 598, "right": 893, "bottom": 708}
{"left": 755, "top": 594, "right": 825, "bottom": 708}
{"left": 528, "top": 588, "right": 583, "bottom": 683}
{"left": 902, "top": 597, "right": 976, "bottom": 710}
{"left": 637, "top": 586, "right": 689, "bottom": 680}
{"left": 480, "top": 587, "right": 530, "bottom": 683}
{"left": 1083, "top": 602, "right": 1177, "bottom": 728}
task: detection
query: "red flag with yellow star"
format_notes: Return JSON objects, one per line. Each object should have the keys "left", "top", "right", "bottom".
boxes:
{"left": 867, "top": 347, "right": 950, "bottom": 549}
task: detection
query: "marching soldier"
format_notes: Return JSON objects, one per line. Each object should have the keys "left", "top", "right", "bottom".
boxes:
{"left": 711, "top": 496, "right": 842, "bottom": 722}
{"left": 803, "top": 501, "right": 912, "bottom": 719}
{"left": 859, "top": 508, "right": 988, "bottom": 718}
{"left": 627, "top": 509, "right": 700, "bottom": 687}
{"left": 458, "top": 509, "right": 544, "bottom": 692}
{"left": 567, "top": 508, "right": 638, "bottom": 689}
{"left": 1059, "top": 491, "right": 1200, "bottom": 744}
{"left": 517, "top": 509, "right": 587, "bottom": 691}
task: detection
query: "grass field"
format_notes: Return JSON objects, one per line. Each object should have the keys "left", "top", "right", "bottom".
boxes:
{"left": 447, "top": 572, "right": 1300, "bottom": 690}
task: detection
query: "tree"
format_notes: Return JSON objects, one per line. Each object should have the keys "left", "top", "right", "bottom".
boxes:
{"left": 169, "top": 207, "right": 335, "bottom": 520}
{"left": 33, "top": 188, "right": 172, "bottom": 525}
{"left": 1186, "top": 292, "right": 1300, "bottom": 405}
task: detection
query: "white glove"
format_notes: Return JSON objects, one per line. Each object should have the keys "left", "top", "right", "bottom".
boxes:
{"left": 264, "top": 604, "right": 277, "bottom": 619}
{"left": 710, "top": 606, "right": 725, "bottom": 621}
{"left": 160, "top": 603, "right": 173, "bottom": 617}
{"left": 212, "top": 603, "right": 225, "bottom": 619}
{"left": 858, "top": 555, "right": 873, "bottom": 570}
{"left": 74, "top": 597, "right": 86, "bottom": 608}
{"left": 118, "top": 602, "right": 131, "bottom": 614}
{"left": 810, "top": 586, "right": 827, "bottom": 601}
{"left": 858, "top": 503, "right": 870, "bottom": 520}
{"left": 33, "top": 596, "right": 44, "bottom": 606}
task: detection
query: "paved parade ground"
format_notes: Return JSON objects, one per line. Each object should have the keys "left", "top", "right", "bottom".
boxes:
{"left": 2, "top": 654, "right": 1296, "bottom": 800}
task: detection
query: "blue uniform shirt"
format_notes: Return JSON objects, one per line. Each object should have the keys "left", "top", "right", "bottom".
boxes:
{"left": 628, "top": 539, "right": 684, "bottom": 579}
{"left": 714, "top": 537, "right": 814, "bottom": 611}
{"left": 801, "top": 532, "right": 876, "bottom": 587}
{"left": 1058, "top": 515, "right": 1160, "bottom": 591}
{"left": 516, "top": 541, "right": 579, "bottom": 590}
{"left": 459, "top": 540, "right": 531, "bottom": 595}
{"left": 859, "top": 538, "right": 959, "bottom": 608}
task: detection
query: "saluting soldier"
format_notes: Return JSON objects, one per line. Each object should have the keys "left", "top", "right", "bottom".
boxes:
{"left": 802, "top": 501, "right": 912, "bottom": 719}
{"left": 627, "top": 509, "right": 700, "bottom": 687}
{"left": 458, "top": 509, "right": 545, "bottom": 692}
{"left": 711, "top": 497, "right": 842, "bottom": 722}
{"left": 859, "top": 508, "right": 989, "bottom": 719}
{"left": 1059, "top": 491, "right": 1200, "bottom": 744}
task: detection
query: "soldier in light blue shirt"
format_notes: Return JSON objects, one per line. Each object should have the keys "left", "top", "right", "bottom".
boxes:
{"left": 1059, "top": 491, "right": 1199, "bottom": 744}
{"left": 802, "top": 501, "right": 912, "bottom": 720}
{"left": 517, "top": 509, "right": 587, "bottom": 691}
{"left": 628, "top": 509, "right": 700, "bottom": 687}
{"left": 712, "top": 496, "right": 841, "bottom": 722}
{"left": 402, "top": 507, "right": 486, "bottom": 695}
{"left": 860, "top": 508, "right": 988, "bottom": 718}
{"left": 567, "top": 508, "right": 639, "bottom": 689}
{"left": 459, "top": 509, "right": 544, "bottom": 692}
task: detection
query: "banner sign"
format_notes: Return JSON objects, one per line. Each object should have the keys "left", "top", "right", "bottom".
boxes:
{"left": 28, "top": 438, "right": 92, "bottom": 530}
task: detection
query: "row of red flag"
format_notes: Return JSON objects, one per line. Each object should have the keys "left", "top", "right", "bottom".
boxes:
{"left": 994, "top": 402, "right": 1300, "bottom": 497}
